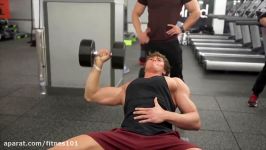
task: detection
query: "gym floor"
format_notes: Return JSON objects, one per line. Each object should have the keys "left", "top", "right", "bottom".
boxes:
{"left": 0, "top": 38, "right": 266, "bottom": 150}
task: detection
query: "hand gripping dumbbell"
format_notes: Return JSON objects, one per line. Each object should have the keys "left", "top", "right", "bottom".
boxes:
{"left": 79, "top": 39, "right": 125, "bottom": 69}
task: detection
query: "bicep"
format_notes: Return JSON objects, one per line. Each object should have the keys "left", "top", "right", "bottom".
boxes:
{"left": 91, "top": 87, "right": 124, "bottom": 106}
{"left": 185, "top": 0, "right": 200, "bottom": 13}
{"left": 172, "top": 78, "right": 198, "bottom": 113}
{"left": 175, "top": 93, "right": 198, "bottom": 114}
{"left": 132, "top": 2, "right": 146, "bottom": 17}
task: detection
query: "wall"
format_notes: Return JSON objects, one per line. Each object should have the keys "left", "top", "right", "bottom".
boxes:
{"left": 9, "top": 0, "right": 32, "bottom": 33}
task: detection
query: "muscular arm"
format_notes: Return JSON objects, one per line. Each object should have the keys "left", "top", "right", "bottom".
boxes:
{"left": 183, "top": 0, "right": 201, "bottom": 31}
{"left": 132, "top": 2, "right": 146, "bottom": 35}
{"left": 132, "top": 2, "right": 150, "bottom": 44}
{"left": 259, "top": 17, "right": 266, "bottom": 27}
{"left": 84, "top": 49, "right": 125, "bottom": 106}
{"left": 163, "top": 78, "right": 201, "bottom": 130}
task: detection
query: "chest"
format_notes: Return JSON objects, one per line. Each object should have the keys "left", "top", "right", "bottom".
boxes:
{"left": 147, "top": 0, "right": 182, "bottom": 8}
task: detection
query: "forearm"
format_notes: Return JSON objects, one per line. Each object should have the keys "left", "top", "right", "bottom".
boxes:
{"left": 132, "top": 13, "right": 143, "bottom": 35}
{"left": 163, "top": 111, "right": 201, "bottom": 130}
{"left": 84, "top": 63, "right": 103, "bottom": 101}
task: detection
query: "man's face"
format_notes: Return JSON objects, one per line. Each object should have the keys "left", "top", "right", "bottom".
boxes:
{"left": 145, "top": 56, "right": 165, "bottom": 74}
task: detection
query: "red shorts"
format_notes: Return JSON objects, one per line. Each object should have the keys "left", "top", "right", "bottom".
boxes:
{"left": 87, "top": 128, "right": 199, "bottom": 150}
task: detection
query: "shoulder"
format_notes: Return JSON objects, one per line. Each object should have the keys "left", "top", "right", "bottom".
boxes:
{"left": 164, "top": 77, "right": 190, "bottom": 94}
{"left": 164, "top": 76, "right": 183, "bottom": 85}
{"left": 259, "top": 12, "right": 266, "bottom": 23}
{"left": 120, "top": 81, "right": 132, "bottom": 91}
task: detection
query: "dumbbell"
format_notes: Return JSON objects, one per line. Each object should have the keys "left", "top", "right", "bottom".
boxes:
{"left": 79, "top": 39, "right": 125, "bottom": 69}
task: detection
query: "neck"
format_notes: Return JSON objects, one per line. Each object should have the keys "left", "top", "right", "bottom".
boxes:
{"left": 144, "top": 72, "right": 162, "bottom": 78}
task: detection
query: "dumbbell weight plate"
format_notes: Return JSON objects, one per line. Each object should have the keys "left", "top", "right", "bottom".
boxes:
{"left": 79, "top": 39, "right": 95, "bottom": 67}
{"left": 111, "top": 42, "right": 125, "bottom": 69}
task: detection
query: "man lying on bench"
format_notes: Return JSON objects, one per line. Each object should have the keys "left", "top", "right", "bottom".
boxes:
{"left": 49, "top": 50, "right": 201, "bottom": 150}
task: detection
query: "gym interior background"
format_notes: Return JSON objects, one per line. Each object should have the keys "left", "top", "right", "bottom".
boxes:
{"left": 0, "top": 0, "right": 266, "bottom": 149}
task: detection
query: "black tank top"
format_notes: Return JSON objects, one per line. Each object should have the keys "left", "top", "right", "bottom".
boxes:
{"left": 121, "top": 76, "right": 176, "bottom": 135}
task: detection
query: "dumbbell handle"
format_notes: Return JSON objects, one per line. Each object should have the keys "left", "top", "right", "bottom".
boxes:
{"left": 92, "top": 50, "right": 112, "bottom": 56}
